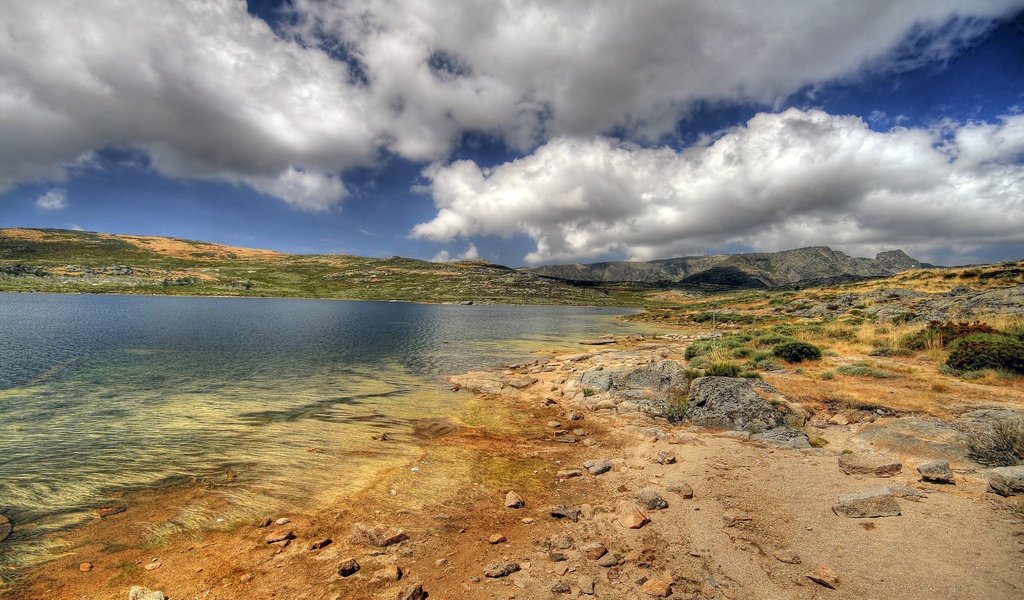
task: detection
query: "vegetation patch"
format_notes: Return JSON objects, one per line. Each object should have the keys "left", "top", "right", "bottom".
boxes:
{"left": 965, "top": 420, "right": 1024, "bottom": 466}
{"left": 836, "top": 362, "right": 894, "bottom": 378}
{"left": 945, "top": 334, "right": 1024, "bottom": 374}
{"left": 771, "top": 341, "right": 822, "bottom": 362}
{"left": 903, "top": 320, "right": 997, "bottom": 350}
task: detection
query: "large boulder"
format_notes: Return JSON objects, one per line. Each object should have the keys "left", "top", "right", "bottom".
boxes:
{"left": 987, "top": 466, "right": 1024, "bottom": 497}
{"left": 681, "top": 377, "right": 793, "bottom": 433}
{"left": 579, "top": 360, "right": 690, "bottom": 415}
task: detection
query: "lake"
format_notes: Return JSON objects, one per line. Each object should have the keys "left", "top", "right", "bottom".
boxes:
{"left": 0, "top": 293, "right": 649, "bottom": 574}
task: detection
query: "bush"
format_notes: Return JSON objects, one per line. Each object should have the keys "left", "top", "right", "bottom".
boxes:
{"left": 756, "top": 333, "right": 795, "bottom": 347}
{"left": 945, "top": 334, "right": 1024, "bottom": 374}
{"left": 732, "top": 347, "right": 755, "bottom": 359}
{"left": 772, "top": 341, "right": 822, "bottom": 362}
{"left": 903, "top": 320, "right": 997, "bottom": 350}
{"left": 705, "top": 362, "right": 742, "bottom": 377}
{"left": 966, "top": 420, "right": 1024, "bottom": 466}
{"left": 836, "top": 363, "right": 893, "bottom": 378}
{"left": 748, "top": 355, "right": 782, "bottom": 371}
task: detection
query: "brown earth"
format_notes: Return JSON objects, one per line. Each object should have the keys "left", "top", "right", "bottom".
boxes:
{"left": 4, "top": 337, "right": 1023, "bottom": 600}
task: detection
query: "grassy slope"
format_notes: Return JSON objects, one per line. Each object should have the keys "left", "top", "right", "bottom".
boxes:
{"left": 0, "top": 228, "right": 648, "bottom": 305}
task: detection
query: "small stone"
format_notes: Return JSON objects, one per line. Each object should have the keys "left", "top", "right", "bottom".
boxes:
{"left": 547, "top": 421, "right": 562, "bottom": 428}
{"left": 275, "top": 517, "right": 290, "bottom": 525}
{"left": 832, "top": 488, "right": 901, "bottom": 518}
{"left": 572, "top": 428, "right": 587, "bottom": 436}
{"left": 773, "top": 550, "right": 801, "bottom": 564}
{"left": 550, "top": 533, "right": 574, "bottom": 549}
{"left": 264, "top": 530, "right": 295, "bottom": 544}
{"left": 580, "top": 542, "right": 607, "bottom": 560}
{"left": 521, "top": 517, "right": 535, "bottom": 524}
{"left": 988, "top": 466, "right": 1024, "bottom": 496}
{"left": 434, "top": 558, "right": 447, "bottom": 567}
{"left": 239, "top": 573, "right": 253, "bottom": 583}
{"left": 484, "top": 561, "right": 520, "bottom": 578}
{"left": 655, "top": 451, "right": 677, "bottom": 465}
{"left": 838, "top": 453, "right": 902, "bottom": 478}
{"left": 351, "top": 523, "right": 409, "bottom": 547}
{"left": 397, "top": 583, "right": 426, "bottom": 600}
{"left": 583, "top": 459, "right": 612, "bottom": 475}
{"left": 144, "top": 561, "right": 161, "bottom": 571}
{"left": 549, "top": 551, "right": 568, "bottom": 562}
{"left": 597, "top": 553, "right": 621, "bottom": 568}
{"left": 617, "top": 504, "right": 650, "bottom": 529}
{"left": 337, "top": 558, "right": 360, "bottom": 577}
{"left": 254, "top": 517, "right": 272, "bottom": 528}
{"left": 917, "top": 461, "right": 955, "bottom": 484}
{"left": 488, "top": 534, "right": 507, "bottom": 544}
{"left": 552, "top": 563, "right": 570, "bottom": 576}
{"left": 579, "top": 576, "right": 596, "bottom": 595}
{"left": 634, "top": 488, "right": 668, "bottom": 510}
{"left": 79, "top": 562, "right": 92, "bottom": 572}
{"left": 806, "top": 564, "right": 839, "bottom": 589}
{"left": 374, "top": 564, "right": 403, "bottom": 581}
{"left": 552, "top": 581, "right": 571, "bottom": 593}
{"left": 128, "top": 587, "right": 166, "bottom": 600}
{"left": 580, "top": 504, "right": 595, "bottom": 520}
{"left": 567, "top": 411, "right": 583, "bottom": 420}
{"left": 309, "top": 538, "right": 332, "bottom": 551}
{"left": 557, "top": 469, "right": 584, "bottom": 479}
{"left": 665, "top": 481, "right": 694, "bottom": 499}
{"left": 550, "top": 505, "right": 580, "bottom": 521}
{"left": 640, "top": 577, "right": 672, "bottom": 597}
{"left": 505, "top": 491, "right": 526, "bottom": 508}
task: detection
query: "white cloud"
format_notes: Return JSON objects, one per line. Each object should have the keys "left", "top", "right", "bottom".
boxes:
{"left": 413, "top": 109, "right": 1024, "bottom": 264}
{"left": 430, "top": 249, "right": 450, "bottom": 263}
{"left": 2, "top": 0, "right": 1022, "bottom": 206}
{"left": 34, "top": 188, "right": 67, "bottom": 210}
{"left": 430, "top": 242, "right": 480, "bottom": 262}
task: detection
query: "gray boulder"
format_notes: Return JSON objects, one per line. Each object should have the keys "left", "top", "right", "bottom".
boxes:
{"left": 832, "top": 489, "right": 901, "bottom": 518}
{"left": 681, "top": 377, "right": 792, "bottom": 433}
{"left": 838, "top": 453, "right": 902, "bottom": 478}
{"left": 579, "top": 360, "right": 690, "bottom": 416}
{"left": 917, "top": 461, "right": 955, "bottom": 484}
{"left": 751, "top": 427, "right": 811, "bottom": 448}
{"left": 987, "top": 466, "right": 1024, "bottom": 497}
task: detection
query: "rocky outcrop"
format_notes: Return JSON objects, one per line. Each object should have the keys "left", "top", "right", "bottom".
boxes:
{"left": 578, "top": 360, "right": 689, "bottom": 416}
{"left": 680, "top": 377, "right": 793, "bottom": 433}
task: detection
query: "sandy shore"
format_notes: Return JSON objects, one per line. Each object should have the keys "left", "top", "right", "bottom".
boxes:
{"left": 5, "top": 334, "right": 1023, "bottom": 600}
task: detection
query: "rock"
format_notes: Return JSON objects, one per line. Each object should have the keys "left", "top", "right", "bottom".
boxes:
{"left": 552, "top": 581, "right": 571, "bottom": 593}
{"left": 583, "top": 459, "right": 612, "bottom": 475}
{"left": 598, "top": 553, "right": 621, "bottom": 568}
{"left": 579, "top": 576, "right": 596, "bottom": 595}
{"left": 351, "top": 523, "right": 409, "bottom": 547}
{"left": 128, "top": 587, "right": 166, "bottom": 600}
{"left": 550, "top": 505, "right": 580, "bottom": 521}
{"left": 489, "top": 534, "right": 507, "bottom": 544}
{"left": 665, "top": 481, "right": 694, "bottom": 499}
{"left": 94, "top": 506, "right": 127, "bottom": 519}
{"left": 617, "top": 504, "right": 650, "bottom": 529}
{"left": 580, "top": 542, "right": 608, "bottom": 560}
{"left": 547, "top": 420, "right": 562, "bottom": 428}
{"left": 917, "top": 461, "right": 955, "bottom": 483}
{"left": 806, "top": 564, "right": 839, "bottom": 589}
{"left": 634, "top": 488, "right": 668, "bottom": 510}
{"left": 773, "top": 550, "right": 801, "bottom": 564}
{"left": 751, "top": 427, "right": 811, "bottom": 448}
{"left": 567, "top": 411, "right": 583, "bottom": 420}
{"left": 144, "top": 560, "right": 161, "bottom": 571}
{"left": 550, "top": 533, "right": 574, "bottom": 549}
{"left": 580, "top": 360, "right": 691, "bottom": 415}
{"left": 580, "top": 503, "right": 595, "bottom": 519}
{"left": 374, "top": 564, "right": 403, "bottom": 581}
{"left": 549, "top": 551, "right": 568, "bottom": 562}
{"left": 832, "top": 488, "right": 901, "bottom": 518}
{"left": 255, "top": 517, "right": 272, "bottom": 528}
{"left": 682, "top": 377, "right": 792, "bottom": 432}
{"left": 557, "top": 468, "right": 583, "bottom": 479}
{"left": 594, "top": 399, "right": 617, "bottom": 410}
{"left": 79, "top": 562, "right": 92, "bottom": 572}
{"left": 484, "top": 561, "right": 521, "bottom": 578}
{"left": 264, "top": 530, "right": 294, "bottom": 544}
{"left": 505, "top": 491, "right": 526, "bottom": 508}
{"left": 503, "top": 375, "right": 538, "bottom": 389}
{"left": 722, "top": 509, "right": 753, "bottom": 527}
{"left": 309, "top": 538, "right": 332, "bottom": 550}
{"left": 655, "top": 451, "right": 677, "bottom": 465}
{"left": 886, "top": 486, "right": 928, "bottom": 501}
{"left": 987, "top": 466, "right": 1024, "bottom": 496}
{"left": 838, "top": 453, "right": 902, "bottom": 477}
{"left": 275, "top": 517, "right": 290, "bottom": 525}
{"left": 0, "top": 514, "right": 11, "bottom": 543}
{"left": 579, "top": 339, "right": 616, "bottom": 345}
{"left": 641, "top": 577, "right": 672, "bottom": 597}
{"left": 337, "top": 558, "right": 361, "bottom": 577}
{"left": 397, "top": 584, "right": 427, "bottom": 600}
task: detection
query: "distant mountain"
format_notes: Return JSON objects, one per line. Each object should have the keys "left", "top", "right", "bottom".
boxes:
{"left": 525, "top": 247, "right": 923, "bottom": 288}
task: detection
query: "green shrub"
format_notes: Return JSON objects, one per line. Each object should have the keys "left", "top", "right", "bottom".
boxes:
{"left": 903, "top": 321, "right": 997, "bottom": 350}
{"left": 582, "top": 387, "right": 596, "bottom": 397}
{"left": 748, "top": 354, "right": 782, "bottom": 371}
{"left": 869, "top": 345, "right": 912, "bottom": 357}
{"left": 772, "top": 341, "right": 822, "bottom": 362}
{"left": 820, "top": 370, "right": 835, "bottom": 380}
{"left": 705, "top": 362, "right": 743, "bottom": 377}
{"left": 966, "top": 420, "right": 1024, "bottom": 466}
{"left": 836, "top": 362, "right": 893, "bottom": 378}
{"left": 945, "top": 334, "right": 1024, "bottom": 374}
{"left": 685, "top": 340, "right": 713, "bottom": 360}
{"left": 732, "top": 347, "right": 755, "bottom": 359}
{"left": 756, "top": 333, "right": 795, "bottom": 346}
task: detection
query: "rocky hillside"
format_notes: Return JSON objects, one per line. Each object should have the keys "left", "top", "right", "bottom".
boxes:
{"left": 527, "top": 246, "right": 924, "bottom": 288}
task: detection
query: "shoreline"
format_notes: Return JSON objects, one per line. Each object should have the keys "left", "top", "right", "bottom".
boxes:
{"left": 5, "top": 332, "right": 1023, "bottom": 599}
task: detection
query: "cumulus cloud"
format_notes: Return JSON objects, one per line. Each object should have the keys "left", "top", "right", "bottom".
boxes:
{"left": 412, "top": 109, "right": 1024, "bottom": 264}
{"left": 34, "top": 188, "right": 67, "bottom": 210}
{"left": 2, "top": 0, "right": 1021, "bottom": 207}
{"left": 430, "top": 242, "right": 480, "bottom": 262}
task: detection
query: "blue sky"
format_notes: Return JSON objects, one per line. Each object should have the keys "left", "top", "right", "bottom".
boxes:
{"left": 1, "top": 1, "right": 1023, "bottom": 266}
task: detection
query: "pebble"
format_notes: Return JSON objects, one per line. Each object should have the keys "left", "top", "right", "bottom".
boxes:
{"left": 579, "top": 576, "right": 596, "bottom": 595}
{"left": 144, "top": 560, "right": 161, "bottom": 571}
{"left": 398, "top": 584, "right": 427, "bottom": 600}
{"left": 351, "top": 523, "right": 409, "bottom": 547}
{"left": 550, "top": 533, "right": 574, "bottom": 549}
{"left": 488, "top": 534, "right": 507, "bottom": 544}
{"left": 640, "top": 577, "right": 672, "bottom": 597}
{"left": 128, "top": 587, "right": 166, "bottom": 600}
{"left": 505, "top": 491, "right": 526, "bottom": 509}
{"left": 580, "top": 542, "right": 607, "bottom": 559}
{"left": 309, "top": 538, "right": 332, "bottom": 551}
{"left": 917, "top": 461, "right": 955, "bottom": 484}
{"left": 547, "top": 421, "right": 562, "bottom": 428}
{"left": 275, "top": 517, "right": 290, "bottom": 525}
{"left": 337, "top": 558, "right": 361, "bottom": 577}
{"left": 79, "top": 562, "right": 92, "bottom": 572}
{"left": 254, "top": 517, "right": 272, "bottom": 528}
{"left": 634, "top": 488, "right": 668, "bottom": 510}
{"left": 557, "top": 468, "right": 584, "bottom": 479}
{"left": 552, "top": 581, "right": 571, "bottom": 593}
{"left": 583, "top": 459, "right": 612, "bottom": 475}
{"left": 618, "top": 504, "right": 650, "bottom": 529}
{"left": 375, "top": 564, "right": 404, "bottom": 581}
{"left": 806, "top": 564, "right": 839, "bottom": 589}
{"left": 483, "top": 561, "right": 521, "bottom": 578}
{"left": 598, "top": 553, "right": 621, "bottom": 568}
{"left": 666, "top": 481, "right": 694, "bottom": 498}
{"left": 655, "top": 451, "right": 677, "bottom": 465}
{"left": 264, "top": 530, "right": 295, "bottom": 544}
{"left": 550, "top": 505, "right": 581, "bottom": 521}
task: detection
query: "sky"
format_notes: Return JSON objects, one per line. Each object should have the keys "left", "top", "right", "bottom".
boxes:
{"left": 1, "top": 1, "right": 1023, "bottom": 267}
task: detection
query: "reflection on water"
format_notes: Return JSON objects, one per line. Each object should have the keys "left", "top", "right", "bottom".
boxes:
{"left": 0, "top": 294, "right": 651, "bottom": 574}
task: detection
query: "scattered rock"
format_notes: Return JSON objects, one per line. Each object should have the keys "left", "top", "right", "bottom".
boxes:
{"left": 598, "top": 553, "right": 621, "bottom": 568}
{"left": 488, "top": 534, "right": 507, "bottom": 544}
{"left": 484, "top": 561, "right": 521, "bottom": 578}
{"left": 617, "top": 504, "right": 650, "bottom": 529}
{"left": 503, "top": 375, "right": 538, "bottom": 389}
{"left": 264, "top": 530, "right": 295, "bottom": 544}
{"left": 550, "top": 533, "right": 574, "bottom": 549}
{"left": 806, "top": 564, "right": 839, "bottom": 589}
{"left": 832, "top": 488, "right": 901, "bottom": 518}
{"left": 337, "top": 558, "right": 361, "bottom": 577}
{"left": 773, "top": 550, "right": 801, "bottom": 564}
{"left": 579, "top": 576, "right": 596, "bottom": 595}
{"left": 580, "top": 504, "right": 596, "bottom": 520}
{"left": 374, "top": 564, "right": 403, "bottom": 581}
{"left": 128, "top": 587, "right": 166, "bottom": 600}
{"left": 550, "top": 505, "right": 581, "bottom": 521}
{"left": 547, "top": 420, "right": 562, "bottom": 428}
{"left": 397, "top": 583, "right": 427, "bottom": 600}
{"left": 987, "top": 466, "right": 1024, "bottom": 497}
{"left": 581, "top": 542, "right": 608, "bottom": 560}
{"left": 665, "top": 481, "right": 694, "bottom": 499}
{"left": 838, "top": 453, "right": 902, "bottom": 478}
{"left": 275, "top": 517, "right": 290, "bottom": 525}
{"left": 552, "top": 581, "right": 571, "bottom": 593}
{"left": 79, "top": 562, "right": 92, "bottom": 572}
{"left": 751, "top": 427, "right": 811, "bottom": 448}
{"left": 557, "top": 468, "right": 584, "bottom": 479}
{"left": 144, "top": 560, "right": 161, "bottom": 571}
{"left": 583, "top": 459, "right": 612, "bottom": 475}
{"left": 309, "top": 538, "right": 332, "bottom": 551}
{"left": 254, "top": 517, "right": 272, "bottom": 528}
{"left": 549, "top": 551, "right": 568, "bottom": 562}
{"left": 917, "top": 461, "right": 955, "bottom": 484}
{"left": 505, "top": 491, "right": 526, "bottom": 508}
{"left": 634, "top": 488, "right": 668, "bottom": 510}
{"left": 655, "top": 451, "right": 677, "bottom": 465}
{"left": 640, "top": 577, "right": 672, "bottom": 597}
{"left": 351, "top": 523, "right": 409, "bottom": 547}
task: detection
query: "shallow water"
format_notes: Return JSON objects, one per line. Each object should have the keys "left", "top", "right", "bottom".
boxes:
{"left": 0, "top": 293, "right": 650, "bottom": 573}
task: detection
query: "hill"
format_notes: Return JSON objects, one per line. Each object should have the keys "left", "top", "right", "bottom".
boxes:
{"left": 527, "top": 246, "right": 924, "bottom": 288}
